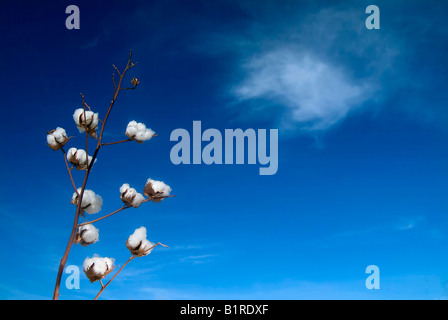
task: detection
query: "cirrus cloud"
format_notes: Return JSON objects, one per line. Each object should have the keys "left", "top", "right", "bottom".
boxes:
{"left": 232, "top": 48, "right": 374, "bottom": 131}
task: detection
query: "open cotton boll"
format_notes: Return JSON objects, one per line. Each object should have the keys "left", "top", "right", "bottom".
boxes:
{"left": 119, "top": 183, "right": 130, "bottom": 195}
{"left": 127, "top": 226, "right": 147, "bottom": 248}
{"left": 83, "top": 255, "right": 115, "bottom": 283}
{"left": 132, "top": 193, "right": 145, "bottom": 208}
{"left": 46, "top": 127, "right": 69, "bottom": 151}
{"left": 135, "top": 130, "right": 155, "bottom": 142}
{"left": 83, "top": 191, "right": 103, "bottom": 214}
{"left": 75, "top": 224, "right": 99, "bottom": 246}
{"left": 71, "top": 188, "right": 103, "bottom": 215}
{"left": 120, "top": 183, "right": 146, "bottom": 208}
{"left": 47, "top": 134, "right": 58, "bottom": 149}
{"left": 144, "top": 178, "right": 171, "bottom": 202}
{"left": 53, "top": 127, "right": 67, "bottom": 142}
{"left": 125, "top": 120, "right": 155, "bottom": 143}
{"left": 66, "top": 147, "right": 96, "bottom": 170}
{"left": 126, "top": 226, "right": 154, "bottom": 256}
{"left": 73, "top": 108, "right": 99, "bottom": 138}
{"left": 138, "top": 239, "right": 155, "bottom": 256}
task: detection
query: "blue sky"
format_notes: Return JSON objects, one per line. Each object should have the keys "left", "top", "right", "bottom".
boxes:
{"left": 0, "top": 0, "right": 447, "bottom": 299}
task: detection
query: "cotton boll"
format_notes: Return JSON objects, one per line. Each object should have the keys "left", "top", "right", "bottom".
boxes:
{"left": 67, "top": 147, "right": 77, "bottom": 159}
{"left": 73, "top": 109, "right": 84, "bottom": 128}
{"left": 84, "top": 191, "right": 103, "bottom": 214}
{"left": 139, "top": 239, "right": 155, "bottom": 256}
{"left": 76, "top": 149, "right": 87, "bottom": 164}
{"left": 127, "top": 226, "right": 147, "bottom": 248}
{"left": 135, "top": 129, "right": 155, "bottom": 142}
{"left": 66, "top": 148, "right": 96, "bottom": 170}
{"left": 125, "top": 120, "right": 155, "bottom": 143}
{"left": 120, "top": 183, "right": 130, "bottom": 194}
{"left": 71, "top": 188, "right": 103, "bottom": 215}
{"left": 75, "top": 224, "right": 99, "bottom": 246}
{"left": 136, "top": 122, "right": 146, "bottom": 131}
{"left": 126, "top": 126, "right": 138, "bottom": 137}
{"left": 46, "top": 127, "right": 69, "bottom": 151}
{"left": 126, "top": 227, "right": 154, "bottom": 256}
{"left": 83, "top": 255, "right": 115, "bottom": 283}
{"left": 47, "top": 134, "right": 57, "bottom": 148}
{"left": 73, "top": 108, "right": 99, "bottom": 138}
{"left": 120, "top": 183, "right": 146, "bottom": 208}
{"left": 131, "top": 193, "right": 145, "bottom": 208}
{"left": 144, "top": 178, "right": 171, "bottom": 202}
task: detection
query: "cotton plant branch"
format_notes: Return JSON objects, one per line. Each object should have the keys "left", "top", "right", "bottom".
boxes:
{"left": 78, "top": 205, "right": 129, "bottom": 227}
{"left": 101, "top": 134, "right": 159, "bottom": 147}
{"left": 60, "top": 147, "right": 78, "bottom": 195}
{"left": 48, "top": 51, "right": 172, "bottom": 300}
{"left": 77, "top": 195, "right": 176, "bottom": 227}
{"left": 100, "top": 138, "right": 132, "bottom": 146}
{"left": 80, "top": 93, "right": 90, "bottom": 167}
{"left": 93, "top": 239, "right": 168, "bottom": 300}
{"left": 51, "top": 51, "right": 154, "bottom": 300}
{"left": 93, "top": 255, "right": 136, "bottom": 300}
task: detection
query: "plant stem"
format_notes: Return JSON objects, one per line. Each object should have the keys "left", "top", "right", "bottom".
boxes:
{"left": 61, "top": 148, "right": 78, "bottom": 195}
{"left": 52, "top": 52, "right": 136, "bottom": 300}
{"left": 101, "top": 138, "right": 132, "bottom": 146}
{"left": 77, "top": 195, "right": 176, "bottom": 227}
{"left": 93, "top": 242, "right": 168, "bottom": 300}
{"left": 93, "top": 255, "right": 136, "bottom": 300}
{"left": 78, "top": 206, "right": 129, "bottom": 226}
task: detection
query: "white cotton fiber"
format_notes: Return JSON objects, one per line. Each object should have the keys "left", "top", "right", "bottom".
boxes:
{"left": 119, "top": 183, "right": 130, "bottom": 194}
{"left": 120, "top": 183, "right": 146, "bottom": 208}
{"left": 77, "top": 224, "right": 99, "bottom": 245}
{"left": 47, "top": 134, "right": 57, "bottom": 147}
{"left": 72, "top": 188, "right": 103, "bottom": 214}
{"left": 125, "top": 120, "right": 155, "bottom": 143}
{"left": 73, "top": 108, "right": 99, "bottom": 132}
{"left": 47, "top": 127, "right": 69, "bottom": 150}
{"left": 132, "top": 193, "right": 145, "bottom": 208}
{"left": 52, "top": 127, "right": 67, "bottom": 143}
{"left": 127, "top": 226, "right": 147, "bottom": 248}
{"left": 66, "top": 147, "right": 96, "bottom": 170}
{"left": 126, "top": 226, "right": 155, "bottom": 256}
{"left": 83, "top": 255, "right": 115, "bottom": 282}
{"left": 146, "top": 178, "right": 171, "bottom": 197}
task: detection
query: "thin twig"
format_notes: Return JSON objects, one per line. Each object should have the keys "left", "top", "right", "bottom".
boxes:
{"left": 61, "top": 148, "right": 78, "bottom": 195}
{"left": 80, "top": 93, "right": 92, "bottom": 112}
{"left": 77, "top": 206, "right": 130, "bottom": 227}
{"left": 77, "top": 195, "right": 176, "bottom": 227}
{"left": 93, "top": 241, "right": 168, "bottom": 300}
{"left": 101, "top": 138, "right": 132, "bottom": 146}
{"left": 80, "top": 93, "right": 89, "bottom": 158}
{"left": 112, "top": 73, "right": 117, "bottom": 91}
{"left": 112, "top": 64, "right": 121, "bottom": 76}
{"left": 93, "top": 255, "right": 136, "bottom": 300}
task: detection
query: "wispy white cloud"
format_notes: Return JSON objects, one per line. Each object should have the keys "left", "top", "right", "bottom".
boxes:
{"left": 190, "top": 6, "right": 399, "bottom": 133}
{"left": 395, "top": 216, "right": 425, "bottom": 231}
{"left": 233, "top": 49, "right": 373, "bottom": 131}
{"left": 180, "top": 254, "right": 216, "bottom": 264}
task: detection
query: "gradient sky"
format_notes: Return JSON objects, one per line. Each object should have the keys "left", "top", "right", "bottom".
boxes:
{"left": 0, "top": 0, "right": 447, "bottom": 300}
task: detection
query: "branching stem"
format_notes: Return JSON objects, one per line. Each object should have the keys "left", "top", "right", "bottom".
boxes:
{"left": 77, "top": 195, "right": 175, "bottom": 227}
{"left": 61, "top": 147, "right": 78, "bottom": 195}
{"left": 93, "top": 242, "right": 168, "bottom": 300}
{"left": 101, "top": 138, "right": 132, "bottom": 146}
{"left": 52, "top": 51, "right": 136, "bottom": 300}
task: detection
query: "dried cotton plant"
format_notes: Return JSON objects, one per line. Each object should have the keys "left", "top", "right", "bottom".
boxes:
{"left": 47, "top": 51, "right": 173, "bottom": 300}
